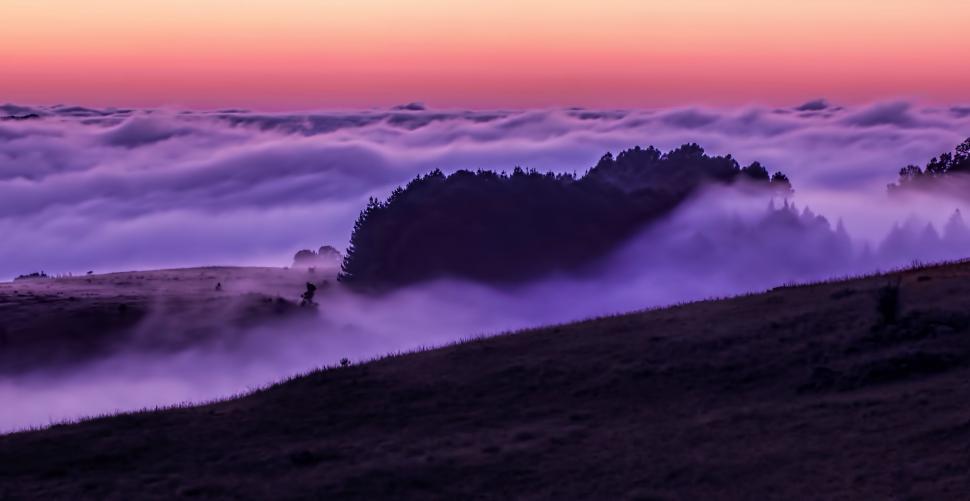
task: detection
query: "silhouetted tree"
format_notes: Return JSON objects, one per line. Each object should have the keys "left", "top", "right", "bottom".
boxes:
{"left": 889, "top": 138, "right": 970, "bottom": 193}
{"left": 741, "top": 161, "right": 770, "bottom": 181}
{"left": 293, "top": 249, "right": 316, "bottom": 266}
{"left": 943, "top": 209, "right": 970, "bottom": 246}
{"left": 770, "top": 172, "right": 794, "bottom": 196}
{"left": 876, "top": 278, "right": 902, "bottom": 325}
{"left": 293, "top": 245, "right": 342, "bottom": 268}
{"left": 318, "top": 246, "right": 341, "bottom": 261}
{"left": 338, "top": 143, "right": 792, "bottom": 289}
{"left": 300, "top": 282, "right": 317, "bottom": 307}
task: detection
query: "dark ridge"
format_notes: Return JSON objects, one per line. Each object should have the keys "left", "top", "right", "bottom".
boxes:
{"left": 392, "top": 102, "right": 427, "bottom": 111}
{"left": 7, "top": 263, "right": 970, "bottom": 498}
{"left": 339, "top": 143, "right": 793, "bottom": 289}
{"left": 14, "top": 271, "right": 48, "bottom": 281}
{"left": 1, "top": 113, "right": 41, "bottom": 121}
{"left": 795, "top": 98, "right": 830, "bottom": 111}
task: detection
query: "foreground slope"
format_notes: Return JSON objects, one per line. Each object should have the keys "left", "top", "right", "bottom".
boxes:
{"left": 4, "top": 263, "right": 970, "bottom": 499}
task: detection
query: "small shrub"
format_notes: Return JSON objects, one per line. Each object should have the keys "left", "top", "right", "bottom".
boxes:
{"left": 876, "top": 278, "right": 902, "bottom": 325}
{"left": 339, "top": 358, "right": 351, "bottom": 367}
{"left": 299, "top": 282, "right": 317, "bottom": 307}
{"left": 14, "top": 271, "right": 48, "bottom": 281}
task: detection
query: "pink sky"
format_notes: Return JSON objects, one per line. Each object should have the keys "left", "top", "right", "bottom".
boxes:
{"left": 2, "top": 0, "right": 968, "bottom": 109}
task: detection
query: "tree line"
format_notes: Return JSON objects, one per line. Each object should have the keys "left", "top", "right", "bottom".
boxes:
{"left": 338, "top": 143, "right": 792, "bottom": 289}
{"left": 889, "top": 138, "right": 970, "bottom": 193}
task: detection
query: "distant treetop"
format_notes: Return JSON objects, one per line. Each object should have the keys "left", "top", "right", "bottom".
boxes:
{"left": 889, "top": 137, "right": 970, "bottom": 194}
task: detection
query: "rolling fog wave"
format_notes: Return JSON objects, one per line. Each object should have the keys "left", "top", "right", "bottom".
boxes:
{"left": 2, "top": 100, "right": 969, "bottom": 279}
{"left": 2, "top": 100, "right": 970, "bottom": 431}
{"left": 5, "top": 184, "right": 970, "bottom": 432}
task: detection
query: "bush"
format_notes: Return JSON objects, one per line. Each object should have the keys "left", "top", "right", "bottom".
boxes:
{"left": 876, "top": 279, "right": 902, "bottom": 324}
{"left": 14, "top": 271, "right": 48, "bottom": 281}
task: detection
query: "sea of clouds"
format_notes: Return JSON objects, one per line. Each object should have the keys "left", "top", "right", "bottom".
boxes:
{"left": 3, "top": 99, "right": 970, "bottom": 280}
{"left": 3, "top": 100, "right": 970, "bottom": 432}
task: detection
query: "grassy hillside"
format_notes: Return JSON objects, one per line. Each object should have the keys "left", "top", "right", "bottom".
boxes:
{"left": 0, "top": 267, "right": 328, "bottom": 373}
{"left": 4, "top": 263, "right": 970, "bottom": 499}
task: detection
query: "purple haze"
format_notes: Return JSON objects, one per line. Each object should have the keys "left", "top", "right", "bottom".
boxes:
{"left": 2, "top": 100, "right": 970, "bottom": 432}
{"left": 2, "top": 100, "right": 970, "bottom": 280}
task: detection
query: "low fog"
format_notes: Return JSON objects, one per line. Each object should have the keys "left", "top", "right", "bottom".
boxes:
{"left": 2, "top": 100, "right": 970, "bottom": 432}
{"left": 3, "top": 100, "right": 970, "bottom": 280}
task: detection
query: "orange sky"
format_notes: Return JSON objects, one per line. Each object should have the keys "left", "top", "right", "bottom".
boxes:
{"left": 2, "top": 0, "right": 968, "bottom": 109}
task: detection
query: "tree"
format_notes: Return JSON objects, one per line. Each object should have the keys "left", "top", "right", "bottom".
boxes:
{"left": 770, "top": 172, "right": 794, "bottom": 196}
{"left": 898, "top": 165, "right": 923, "bottom": 183}
{"left": 300, "top": 282, "right": 317, "bottom": 307}
{"left": 338, "top": 143, "right": 791, "bottom": 289}
{"left": 943, "top": 208, "right": 970, "bottom": 248}
{"left": 740, "top": 162, "right": 770, "bottom": 181}
{"left": 956, "top": 138, "right": 970, "bottom": 157}
{"left": 339, "top": 197, "right": 385, "bottom": 283}
{"left": 951, "top": 138, "right": 970, "bottom": 173}
{"left": 293, "top": 249, "right": 316, "bottom": 265}
{"left": 888, "top": 138, "right": 970, "bottom": 193}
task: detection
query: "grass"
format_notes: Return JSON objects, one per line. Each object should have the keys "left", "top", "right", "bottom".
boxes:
{"left": 5, "top": 261, "right": 970, "bottom": 498}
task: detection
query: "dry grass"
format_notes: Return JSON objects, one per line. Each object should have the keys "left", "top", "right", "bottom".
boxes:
{"left": 4, "top": 262, "right": 970, "bottom": 498}
{"left": 0, "top": 266, "right": 331, "bottom": 373}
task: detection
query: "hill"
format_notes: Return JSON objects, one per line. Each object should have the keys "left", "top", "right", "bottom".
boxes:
{"left": 4, "top": 262, "right": 970, "bottom": 498}
{"left": 338, "top": 143, "right": 791, "bottom": 289}
{"left": 0, "top": 267, "right": 332, "bottom": 373}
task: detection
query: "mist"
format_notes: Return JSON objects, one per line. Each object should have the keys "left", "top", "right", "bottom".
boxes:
{"left": 2, "top": 100, "right": 970, "bottom": 280}
{"left": 5, "top": 182, "right": 970, "bottom": 432}
{"left": 2, "top": 100, "right": 970, "bottom": 432}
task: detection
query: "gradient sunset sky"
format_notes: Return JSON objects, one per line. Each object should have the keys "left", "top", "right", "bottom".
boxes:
{"left": 3, "top": 0, "right": 968, "bottom": 109}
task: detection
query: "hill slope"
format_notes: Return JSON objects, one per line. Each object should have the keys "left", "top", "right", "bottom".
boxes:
{"left": 0, "top": 267, "right": 328, "bottom": 373}
{"left": 4, "top": 263, "right": 970, "bottom": 499}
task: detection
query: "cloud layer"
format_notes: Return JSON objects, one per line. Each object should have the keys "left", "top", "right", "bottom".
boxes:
{"left": 4, "top": 100, "right": 970, "bottom": 431}
{"left": 2, "top": 100, "right": 970, "bottom": 280}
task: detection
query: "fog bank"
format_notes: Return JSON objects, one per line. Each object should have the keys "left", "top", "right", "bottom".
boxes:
{"left": 3, "top": 100, "right": 970, "bottom": 432}
{"left": 2, "top": 100, "right": 969, "bottom": 280}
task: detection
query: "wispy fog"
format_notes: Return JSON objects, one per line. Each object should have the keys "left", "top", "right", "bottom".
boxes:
{"left": 2, "top": 100, "right": 969, "bottom": 279}
{"left": 2, "top": 101, "right": 969, "bottom": 432}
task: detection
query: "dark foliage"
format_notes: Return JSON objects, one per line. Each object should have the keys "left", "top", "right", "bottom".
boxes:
{"left": 876, "top": 279, "right": 902, "bottom": 325}
{"left": 339, "top": 143, "right": 791, "bottom": 288}
{"left": 299, "top": 282, "right": 317, "bottom": 307}
{"left": 0, "top": 113, "right": 41, "bottom": 121}
{"left": 293, "top": 249, "right": 316, "bottom": 264}
{"left": 14, "top": 272, "right": 48, "bottom": 281}
{"left": 292, "top": 245, "right": 342, "bottom": 268}
{"left": 888, "top": 137, "right": 970, "bottom": 194}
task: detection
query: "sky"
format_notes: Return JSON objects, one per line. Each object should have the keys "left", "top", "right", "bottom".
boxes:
{"left": 2, "top": 0, "right": 969, "bottom": 109}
